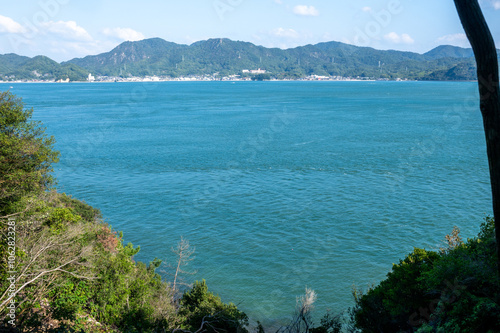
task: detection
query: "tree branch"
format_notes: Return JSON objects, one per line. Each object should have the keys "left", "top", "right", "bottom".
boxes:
{"left": 454, "top": 0, "right": 500, "bottom": 275}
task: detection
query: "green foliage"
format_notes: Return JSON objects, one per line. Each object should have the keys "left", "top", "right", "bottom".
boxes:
{"left": 8, "top": 89, "right": 500, "bottom": 333}
{"left": 0, "top": 190, "right": 179, "bottom": 332}
{"left": 0, "top": 91, "right": 207, "bottom": 332}
{"left": 179, "top": 279, "right": 249, "bottom": 332}
{"left": 90, "top": 250, "right": 173, "bottom": 331}
{"left": 50, "top": 281, "right": 91, "bottom": 320}
{"left": 353, "top": 218, "right": 500, "bottom": 333}
{"left": 0, "top": 91, "right": 59, "bottom": 210}
{"left": 0, "top": 91, "right": 250, "bottom": 332}
{"left": 45, "top": 207, "right": 82, "bottom": 234}
{"left": 414, "top": 217, "right": 500, "bottom": 332}
{"left": 422, "top": 62, "right": 477, "bottom": 81}
{"left": 0, "top": 196, "right": 101, "bottom": 331}
{"left": 148, "top": 257, "right": 162, "bottom": 273}
{"left": 354, "top": 247, "right": 440, "bottom": 332}
{"left": 55, "top": 192, "right": 102, "bottom": 222}
{"left": 252, "top": 73, "right": 271, "bottom": 81}
{"left": 91, "top": 241, "right": 142, "bottom": 327}
{"left": 0, "top": 54, "right": 88, "bottom": 81}
{"left": 309, "top": 312, "right": 342, "bottom": 333}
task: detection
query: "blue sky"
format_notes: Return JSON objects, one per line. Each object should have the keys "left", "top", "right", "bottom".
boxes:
{"left": 0, "top": 0, "right": 499, "bottom": 62}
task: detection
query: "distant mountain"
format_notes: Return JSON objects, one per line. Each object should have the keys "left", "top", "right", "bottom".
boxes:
{"left": 0, "top": 54, "right": 88, "bottom": 81}
{"left": 0, "top": 54, "right": 31, "bottom": 73}
{"left": 2, "top": 38, "right": 497, "bottom": 81}
{"left": 62, "top": 38, "right": 486, "bottom": 80}
{"left": 422, "top": 62, "right": 477, "bottom": 81}
{"left": 424, "top": 45, "right": 475, "bottom": 60}
{"left": 67, "top": 38, "right": 187, "bottom": 76}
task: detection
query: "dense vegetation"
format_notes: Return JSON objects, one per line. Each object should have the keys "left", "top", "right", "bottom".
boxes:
{"left": 0, "top": 92, "right": 249, "bottom": 332}
{"left": 2, "top": 89, "right": 499, "bottom": 332}
{"left": 0, "top": 55, "right": 88, "bottom": 82}
{"left": 62, "top": 39, "right": 491, "bottom": 80}
{"left": 352, "top": 219, "right": 500, "bottom": 332}
{"left": 2, "top": 38, "right": 499, "bottom": 81}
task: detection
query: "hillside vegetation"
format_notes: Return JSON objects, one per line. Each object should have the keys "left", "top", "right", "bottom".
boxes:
{"left": 0, "top": 91, "right": 249, "bottom": 332}
{"left": 2, "top": 90, "right": 500, "bottom": 332}
{"left": 61, "top": 38, "right": 491, "bottom": 80}
{"left": 1, "top": 38, "right": 499, "bottom": 81}
{"left": 352, "top": 219, "right": 500, "bottom": 332}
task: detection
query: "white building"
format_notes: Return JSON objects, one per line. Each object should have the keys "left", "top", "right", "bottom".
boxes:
{"left": 242, "top": 69, "right": 267, "bottom": 74}
{"left": 250, "top": 68, "right": 266, "bottom": 74}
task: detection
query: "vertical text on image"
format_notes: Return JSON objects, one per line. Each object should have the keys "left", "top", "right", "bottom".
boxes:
{"left": 6, "top": 217, "right": 17, "bottom": 327}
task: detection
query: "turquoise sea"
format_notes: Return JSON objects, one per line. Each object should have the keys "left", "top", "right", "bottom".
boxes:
{"left": 2, "top": 81, "right": 492, "bottom": 326}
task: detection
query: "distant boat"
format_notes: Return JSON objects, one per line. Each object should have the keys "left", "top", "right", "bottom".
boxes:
{"left": 9, "top": 86, "right": 13, "bottom": 89}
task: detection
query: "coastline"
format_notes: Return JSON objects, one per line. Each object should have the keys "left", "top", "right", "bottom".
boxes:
{"left": 1, "top": 78, "right": 448, "bottom": 84}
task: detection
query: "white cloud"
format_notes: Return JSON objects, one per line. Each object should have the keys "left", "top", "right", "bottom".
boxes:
{"left": 437, "top": 33, "right": 470, "bottom": 47}
{"left": 480, "top": 0, "right": 500, "bottom": 9}
{"left": 102, "top": 27, "right": 145, "bottom": 42}
{"left": 41, "top": 21, "right": 93, "bottom": 42}
{"left": 274, "top": 0, "right": 283, "bottom": 4}
{"left": 293, "top": 5, "right": 319, "bottom": 16}
{"left": 271, "top": 27, "right": 300, "bottom": 38}
{"left": 401, "top": 34, "right": 414, "bottom": 44}
{"left": 362, "top": 7, "right": 372, "bottom": 12}
{"left": 251, "top": 28, "right": 316, "bottom": 49}
{"left": 0, "top": 15, "right": 25, "bottom": 34}
{"left": 48, "top": 40, "right": 96, "bottom": 57}
{"left": 384, "top": 32, "right": 414, "bottom": 44}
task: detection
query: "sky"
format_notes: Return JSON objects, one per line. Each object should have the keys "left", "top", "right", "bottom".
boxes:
{"left": 0, "top": 0, "right": 499, "bottom": 62}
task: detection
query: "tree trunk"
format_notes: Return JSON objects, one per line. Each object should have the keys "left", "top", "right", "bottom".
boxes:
{"left": 453, "top": 0, "right": 500, "bottom": 275}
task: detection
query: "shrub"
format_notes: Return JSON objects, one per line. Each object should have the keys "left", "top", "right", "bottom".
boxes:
{"left": 353, "top": 218, "right": 500, "bottom": 333}
{"left": 0, "top": 91, "right": 59, "bottom": 210}
{"left": 353, "top": 248, "right": 440, "bottom": 332}
{"left": 179, "top": 280, "right": 249, "bottom": 332}
{"left": 416, "top": 218, "right": 500, "bottom": 332}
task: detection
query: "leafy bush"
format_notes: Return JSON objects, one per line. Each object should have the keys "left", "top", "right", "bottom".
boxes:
{"left": 179, "top": 280, "right": 249, "bottom": 332}
{"left": 55, "top": 192, "right": 102, "bottom": 222}
{"left": 415, "top": 217, "right": 500, "bottom": 332}
{"left": 0, "top": 91, "right": 59, "bottom": 211}
{"left": 0, "top": 91, "right": 247, "bottom": 333}
{"left": 353, "top": 247, "right": 440, "bottom": 332}
{"left": 45, "top": 207, "right": 82, "bottom": 234}
{"left": 353, "top": 218, "right": 500, "bottom": 333}
{"left": 309, "top": 312, "right": 342, "bottom": 333}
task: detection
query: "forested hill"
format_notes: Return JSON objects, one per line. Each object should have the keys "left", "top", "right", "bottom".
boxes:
{"left": 62, "top": 38, "right": 485, "bottom": 80}
{"left": 0, "top": 54, "right": 89, "bottom": 82}
{"left": 1, "top": 37, "right": 499, "bottom": 81}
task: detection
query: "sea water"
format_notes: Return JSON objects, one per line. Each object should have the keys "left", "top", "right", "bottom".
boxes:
{"left": 2, "top": 81, "right": 492, "bottom": 326}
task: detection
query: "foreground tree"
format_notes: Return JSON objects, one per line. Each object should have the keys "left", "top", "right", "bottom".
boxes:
{"left": 353, "top": 219, "right": 500, "bottom": 332}
{"left": 453, "top": 0, "right": 500, "bottom": 274}
{"left": 0, "top": 92, "right": 250, "bottom": 331}
{"left": 176, "top": 280, "right": 249, "bottom": 333}
{"left": 0, "top": 91, "right": 59, "bottom": 212}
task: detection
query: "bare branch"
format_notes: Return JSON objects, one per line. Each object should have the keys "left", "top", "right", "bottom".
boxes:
{"left": 162, "top": 236, "right": 197, "bottom": 294}
{"left": 1, "top": 258, "right": 79, "bottom": 309}
{"left": 0, "top": 225, "right": 96, "bottom": 310}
